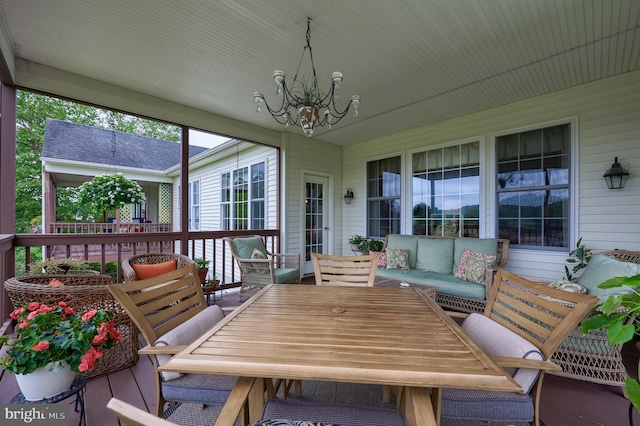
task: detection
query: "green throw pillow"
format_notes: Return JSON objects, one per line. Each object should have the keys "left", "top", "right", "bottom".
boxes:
{"left": 578, "top": 254, "right": 640, "bottom": 301}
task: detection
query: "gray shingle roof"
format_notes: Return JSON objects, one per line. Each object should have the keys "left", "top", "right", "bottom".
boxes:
{"left": 42, "top": 119, "right": 208, "bottom": 170}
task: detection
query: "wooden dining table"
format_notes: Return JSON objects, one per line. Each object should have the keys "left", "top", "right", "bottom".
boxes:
{"left": 159, "top": 284, "right": 521, "bottom": 426}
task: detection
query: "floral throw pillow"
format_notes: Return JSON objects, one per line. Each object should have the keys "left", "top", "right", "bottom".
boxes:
{"left": 369, "top": 251, "right": 387, "bottom": 268}
{"left": 454, "top": 249, "right": 497, "bottom": 284}
{"left": 385, "top": 248, "right": 409, "bottom": 270}
{"left": 251, "top": 248, "right": 269, "bottom": 274}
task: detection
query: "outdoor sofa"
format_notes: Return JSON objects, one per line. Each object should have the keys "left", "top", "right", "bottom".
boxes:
{"left": 375, "top": 234, "right": 509, "bottom": 313}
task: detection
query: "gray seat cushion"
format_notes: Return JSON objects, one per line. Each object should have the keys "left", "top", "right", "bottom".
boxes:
{"left": 162, "top": 373, "right": 237, "bottom": 405}
{"left": 441, "top": 388, "right": 533, "bottom": 423}
{"left": 258, "top": 399, "right": 406, "bottom": 426}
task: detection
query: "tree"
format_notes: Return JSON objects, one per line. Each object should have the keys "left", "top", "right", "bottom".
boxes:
{"left": 15, "top": 90, "right": 180, "bottom": 233}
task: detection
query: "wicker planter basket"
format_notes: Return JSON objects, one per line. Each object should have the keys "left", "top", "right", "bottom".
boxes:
{"left": 4, "top": 274, "right": 139, "bottom": 378}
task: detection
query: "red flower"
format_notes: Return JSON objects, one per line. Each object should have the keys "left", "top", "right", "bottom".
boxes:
{"left": 32, "top": 341, "right": 50, "bottom": 351}
{"left": 82, "top": 310, "right": 98, "bottom": 322}
{"left": 27, "top": 302, "right": 40, "bottom": 311}
{"left": 9, "top": 307, "right": 25, "bottom": 320}
{"left": 16, "top": 321, "right": 28, "bottom": 329}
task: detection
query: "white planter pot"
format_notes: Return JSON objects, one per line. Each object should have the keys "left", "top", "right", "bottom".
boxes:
{"left": 15, "top": 363, "right": 76, "bottom": 401}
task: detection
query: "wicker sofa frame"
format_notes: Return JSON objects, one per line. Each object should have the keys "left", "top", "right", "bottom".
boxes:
{"left": 381, "top": 234, "right": 510, "bottom": 314}
{"left": 4, "top": 273, "right": 139, "bottom": 378}
{"left": 542, "top": 249, "right": 640, "bottom": 387}
{"left": 122, "top": 252, "right": 194, "bottom": 282}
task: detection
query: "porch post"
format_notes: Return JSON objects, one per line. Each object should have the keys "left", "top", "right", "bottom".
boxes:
{"left": 179, "top": 126, "right": 189, "bottom": 255}
{"left": 0, "top": 83, "right": 16, "bottom": 321}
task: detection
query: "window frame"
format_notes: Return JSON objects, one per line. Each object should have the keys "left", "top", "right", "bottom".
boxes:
{"left": 220, "top": 161, "right": 266, "bottom": 231}
{"left": 491, "top": 117, "right": 578, "bottom": 251}
{"left": 409, "top": 138, "right": 484, "bottom": 238}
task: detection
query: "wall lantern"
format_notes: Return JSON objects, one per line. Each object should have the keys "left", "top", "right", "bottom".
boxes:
{"left": 603, "top": 157, "right": 629, "bottom": 189}
{"left": 344, "top": 188, "right": 354, "bottom": 204}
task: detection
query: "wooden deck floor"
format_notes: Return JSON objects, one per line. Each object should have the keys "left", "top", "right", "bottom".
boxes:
{"left": 1, "top": 283, "right": 638, "bottom": 426}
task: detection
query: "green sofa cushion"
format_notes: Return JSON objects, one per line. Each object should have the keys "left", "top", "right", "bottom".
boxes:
{"left": 578, "top": 254, "right": 640, "bottom": 301}
{"left": 415, "top": 238, "right": 454, "bottom": 273}
{"left": 232, "top": 237, "right": 267, "bottom": 259}
{"left": 453, "top": 238, "right": 498, "bottom": 275}
{"left": 376, "top": 268, "right": 486, "bottom": 300}
{"left": 386, "top": 235, "right": 418, "bottom": 269}
{"left": 274, "top": 268, "right": 300, "bottom": 284}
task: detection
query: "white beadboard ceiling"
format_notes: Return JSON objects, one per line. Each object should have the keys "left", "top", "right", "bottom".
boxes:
{"left": 0, "top": 0, "right": 638, "bottom": 146}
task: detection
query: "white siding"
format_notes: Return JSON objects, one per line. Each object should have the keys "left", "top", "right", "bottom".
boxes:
{"left": 172, "top": 144, "right": 278, "bottom": 282}
{"left": 281, "top": 134, "right": 342, "bottom": 262}
{"left": 341, "top": 70, "right": 640, "bottom": 281}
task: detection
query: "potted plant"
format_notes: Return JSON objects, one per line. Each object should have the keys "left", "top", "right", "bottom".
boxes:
{"left": 76, "top": 173, "right": 145, "bottom": 222}
{"left": 348, "top": 235, "right": 366, "bottom": 253}
{"left": 0, "top": 301, "right": 122, "bottom": 400}
{"left": 365, "top": 239, "right": 384, "bottom": 253}
{"left": 581, "top": 273, "right": 640, "bottom": 411}
{"left": 202, "top": 275, "right": 220, "bottom": 294}
{"left": 193, "top": 257, "right": 211, "bottom": 284}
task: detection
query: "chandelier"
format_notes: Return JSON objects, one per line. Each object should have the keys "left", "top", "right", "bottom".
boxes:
{"left": 253, "top": 18, "right": 360, "bottom": 137}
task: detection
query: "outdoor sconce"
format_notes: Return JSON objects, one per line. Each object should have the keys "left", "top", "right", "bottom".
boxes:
{"left": 603, "top": 157, "right": 629, "bottom": 189}
{"left": 344, "top": 187, "right": 354, "bottom": 204}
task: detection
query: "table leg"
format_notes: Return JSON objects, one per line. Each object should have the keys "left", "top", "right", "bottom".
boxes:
{"left": 399, "top": 386, "right": 436, "bottom": 426}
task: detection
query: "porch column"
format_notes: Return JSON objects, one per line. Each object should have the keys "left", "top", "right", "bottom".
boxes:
{"left": 0, "top": 83, "right": 16, "bottom": 321}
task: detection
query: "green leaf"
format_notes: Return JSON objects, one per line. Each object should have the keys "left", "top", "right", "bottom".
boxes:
{"left": 626, "top": 377, "right": 640, "bottom": 413}
{"left": 605, "top": 321, "right": 635, "bottom": 345}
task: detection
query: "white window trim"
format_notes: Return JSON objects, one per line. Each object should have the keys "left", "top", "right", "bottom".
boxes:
{"left": 407, "top": 136, "right": 486, "bottom": 237}
{"left": 489, "top": 116, "right": 578, "bottom": 251}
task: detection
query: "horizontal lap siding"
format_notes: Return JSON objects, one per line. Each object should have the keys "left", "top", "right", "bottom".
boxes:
{"left": 342, "top": 70, "right": 640, "bottom": 281}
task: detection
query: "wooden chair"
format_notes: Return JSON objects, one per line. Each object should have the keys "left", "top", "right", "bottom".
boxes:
{"left": 311, "top": 253, "right": 379, "bottom": 287}
{"left": 440, "top": 269, "right": 599, "bottom": 426}
{"left": 122, "top": 252, "right": 194, "bottom": 282}
{"left": 107, "top": 398, "right": 177, "bottom": 426}
{"left": 223, "top": 235, "right": 300, "bottom": 301}
{"left": 107, "top": 264, "right": 237, "bottom": 417}
{"left": 311, "top": 252, "right": 380, "bottom": 402}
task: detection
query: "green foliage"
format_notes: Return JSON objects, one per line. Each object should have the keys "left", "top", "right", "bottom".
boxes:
{"left": 15, "top": 89, "right": 180, "bottom": 233}
{"left": 564, "top": 237, "right": 592, "bottom": 280}
{"left": 193, "top": 257, "right": 211, "bottom": 269}
{"left": 580, "top": 273, "right": 640, "bottom": 411}
{"left": 29, "top": 257, "right": 91, "bottom": 274}
{"left": 76, "top": 174, "right": 145, "bottom": 219}
{"left": 365, "top": 239, "right": 384, "bottom": 252}
{"left": 0, "top": 303, "right": 121, "bottom": 374}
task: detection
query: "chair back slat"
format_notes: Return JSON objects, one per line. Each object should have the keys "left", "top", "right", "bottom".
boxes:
{"left": 108, "top": 264, "right": 206, "bottom": 346}
{"left": 485, "top": 269, "right": 599, "bottom": 359}
{"left": 312, "top": 253, "right": 379, "bottom": 287}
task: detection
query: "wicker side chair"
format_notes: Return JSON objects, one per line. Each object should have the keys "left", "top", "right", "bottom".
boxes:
{"left": 545, "top": 249, "right": 640, "bottom": 387}
{"left": 223, "top": 235, "right": 300, "bottom": 301}
{"left": 4, "top": 273, "right": 139, "bottom": 378}
{"left": 122, "top": 252, "right": 194, "bottom": 282}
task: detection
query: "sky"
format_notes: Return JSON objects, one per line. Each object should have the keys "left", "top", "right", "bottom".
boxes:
{"left": 188, "top": 129, "right": 231, "bottom": 148}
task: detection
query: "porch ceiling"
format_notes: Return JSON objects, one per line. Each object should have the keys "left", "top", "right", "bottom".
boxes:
{"left": 1, "top": 1, "right": 639, "bottom": 146}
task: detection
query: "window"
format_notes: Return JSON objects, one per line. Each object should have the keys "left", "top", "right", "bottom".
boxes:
{"left": 496, "top": 123, "right": 571, "bottom": 249}
{"left": 221, "top": 162, "right": 265, "bottom": 230}
{"left": 188, "top": 180, "right": 200, "bottom": 230}
{"left": 251, "top": 163, "right": 265, "bottom": 229}
{"left": 366, "top": 156, "right": 401, "bottom": 239}
{"left": 412, "top": 142, "right": 480, "bottom": 237}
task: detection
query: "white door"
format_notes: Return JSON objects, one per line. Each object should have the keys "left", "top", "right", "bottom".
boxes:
{"left": 303, "top": 174, "right": 330, "bottom": 275}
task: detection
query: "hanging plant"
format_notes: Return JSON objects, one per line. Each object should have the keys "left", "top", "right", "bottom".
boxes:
{"left": 76, "top": 173, "right": 145, "bottom": 219}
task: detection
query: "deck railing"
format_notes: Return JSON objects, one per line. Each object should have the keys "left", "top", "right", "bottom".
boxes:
{"left": 50, "top": 222, "right": 172, "bottom": 234}
{"left": 1, "top": 230, "right": 281, "bottom": 322}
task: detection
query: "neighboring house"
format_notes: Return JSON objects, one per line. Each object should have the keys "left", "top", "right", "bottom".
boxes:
{"left": 40, "top": 119, "right": 279, "bottom": 278}
{"left": 41, "top": 119, "right": 207, "bottom": 231}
